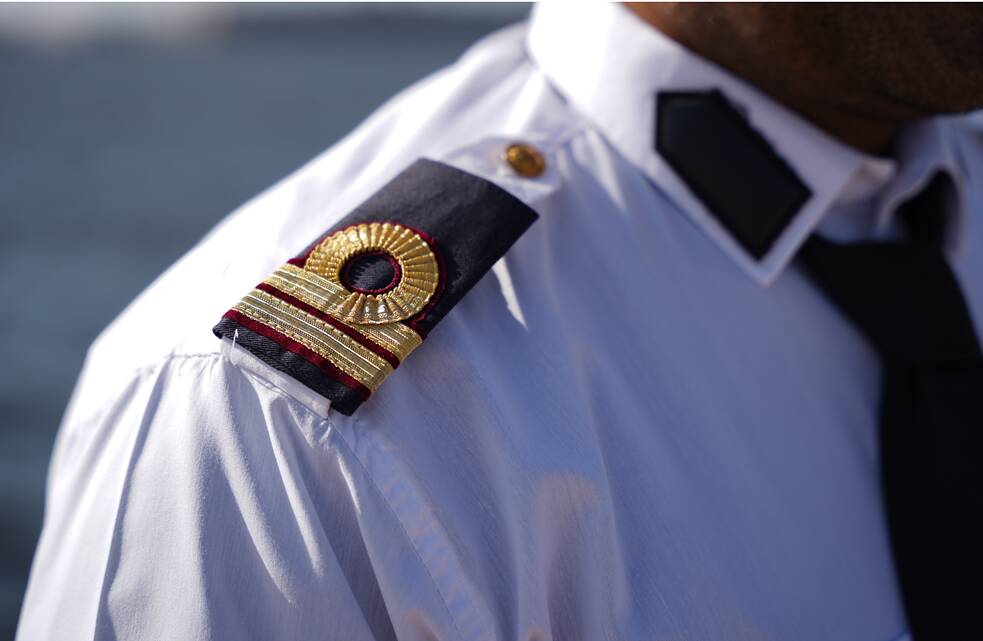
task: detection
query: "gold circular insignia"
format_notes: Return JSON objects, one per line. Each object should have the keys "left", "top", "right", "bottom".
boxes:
{"left": 305, "top": 222, "right": 439, "bottom": 325}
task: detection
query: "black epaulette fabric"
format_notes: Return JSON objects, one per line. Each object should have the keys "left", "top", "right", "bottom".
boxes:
{"left": 213, "top": 159, "right": 538, "bottom": 415}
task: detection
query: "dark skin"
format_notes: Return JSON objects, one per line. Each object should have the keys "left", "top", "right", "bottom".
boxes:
{"left": 627, "top": 3, "right": 983, "bottom": 155}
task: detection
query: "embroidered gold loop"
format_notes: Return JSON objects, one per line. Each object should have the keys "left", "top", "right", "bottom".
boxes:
{"left": 304, "top": 222, "right": 439, "bottom": 325}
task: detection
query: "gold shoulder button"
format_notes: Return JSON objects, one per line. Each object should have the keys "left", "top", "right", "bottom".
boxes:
{"left": 504, "top": 142, "right": 546, "bottom": 178}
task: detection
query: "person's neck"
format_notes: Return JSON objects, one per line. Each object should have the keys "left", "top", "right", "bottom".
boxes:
{"left": 744, "top": 84, "right": 902, "bottom": 157}
{"left": 626, "top": 3, "right": 911, "bottom": 155}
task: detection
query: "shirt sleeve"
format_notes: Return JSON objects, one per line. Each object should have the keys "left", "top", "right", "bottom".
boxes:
{"left": 16, "top": 352, "right": 449, "bottom": 641}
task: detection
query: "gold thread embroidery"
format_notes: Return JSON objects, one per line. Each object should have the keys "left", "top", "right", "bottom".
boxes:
{"left": 269, "top": 263, "right": 349, "bottom": 307}
{"left": 304, "top": 222, "right": 440, "bottom": 324}
{"left": 231, "top": 223, "right": 438, "bottom": 395}
{"left": 234, "top": 289, "right": 393, "bottom": 391}
{"left": 243, "top": 289, "right": 390, "bottom": 377}
{"left": 357, "top": 322, "right": 422, "bottom": 362}
{"left": 265, "top": 264, "right": 423, "bottom": 361}
{"left": 235, "top": 296, "right": 386, "bottom": 390}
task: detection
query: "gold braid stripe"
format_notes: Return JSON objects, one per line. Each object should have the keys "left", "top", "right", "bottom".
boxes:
{"left": 270, "top": 263, "right": 348, "bottom": 306}
{"left": 233, "top": 289, "right": 393, "bottom": 392}
{"left": 356, "top": 321, "right": 422, "bottom": 362}
{"left": 266, "top": 264, "right": 423, "bottom": 361}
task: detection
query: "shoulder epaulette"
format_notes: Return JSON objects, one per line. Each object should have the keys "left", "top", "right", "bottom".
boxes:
{"left": 213, "top": 156, "right": 540, "bottom": 415}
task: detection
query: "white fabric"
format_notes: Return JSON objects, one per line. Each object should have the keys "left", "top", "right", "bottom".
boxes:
{"left": 19, "top": 3, "right": 983, "bottom": 640}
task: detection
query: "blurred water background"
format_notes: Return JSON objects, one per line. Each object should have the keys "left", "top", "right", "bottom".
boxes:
{"left": 0, "top": 3, "right": 529, "bottom": 637}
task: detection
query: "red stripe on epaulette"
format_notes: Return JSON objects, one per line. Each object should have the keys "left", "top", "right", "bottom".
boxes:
{"left": 224, "top": 309, "right": 372, "bottom": 402}
{"left": 254, "top": 282, "right": 401, "bottom": 369}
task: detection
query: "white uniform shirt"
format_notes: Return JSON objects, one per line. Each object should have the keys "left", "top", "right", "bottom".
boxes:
{"left": 18, "top": 3, "right": 983, "bottom": 640}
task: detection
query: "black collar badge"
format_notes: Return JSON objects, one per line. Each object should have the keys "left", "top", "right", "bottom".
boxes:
{"left": 656, "top": 90, "right": 812, "bottom": 260}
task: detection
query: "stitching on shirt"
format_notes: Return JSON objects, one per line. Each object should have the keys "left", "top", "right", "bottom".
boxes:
{"left": 126, "top": 351, "right": 224, "bottom": 378}
{"left": 329, "top": 431, "right": 471, "bottom": 641}
{"left": 115, "top": 352, "right": 326, "bottom": 422}
{"left": 221, "top": 346, "right": 333, "bottom": 418}
{"left": 126, "top": 351, "right": 326, "bottom": 419}
{"left": 235, "top": 363, "right": 312, "bottom": 405}
{"left": 73, "top": 353, "right": 225, "bottom": 430}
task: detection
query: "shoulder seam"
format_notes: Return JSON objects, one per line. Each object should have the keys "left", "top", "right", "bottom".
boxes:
{"left": 122, "top": 351, "right": 334, "bottom": 425}
{"left": 329, "top": 429, "right": 470, "bottom": 641}
{"left": 127, "top": 351, "right": 224, "bottom": 378}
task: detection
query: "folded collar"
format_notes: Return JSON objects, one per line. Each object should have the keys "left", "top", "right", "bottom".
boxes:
{"left": 527, "top": 1, "right": 967, "bottom": 285}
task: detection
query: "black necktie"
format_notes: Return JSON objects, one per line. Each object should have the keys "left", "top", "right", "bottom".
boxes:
{"left": 800, "top": 175, "right": 983, "bottom": 639}
{"left": 654, "top": 91, "right": 982, "bottom": 636}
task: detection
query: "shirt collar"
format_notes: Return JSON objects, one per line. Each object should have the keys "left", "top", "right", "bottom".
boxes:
{"left": 527, "top": 1, "right": 967, "bottom": 285}
{"left": 876, "top": 117, "right": 968, "bottom": 251}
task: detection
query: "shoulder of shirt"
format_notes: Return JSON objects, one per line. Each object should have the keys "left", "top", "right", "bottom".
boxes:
{"left": 77, "top": 20, "right": 589, "bottom": 415}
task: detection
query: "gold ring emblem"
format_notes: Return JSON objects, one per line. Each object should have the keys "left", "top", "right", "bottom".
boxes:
{"left": 304, "top": 222, "right": 439, "bottom": 324}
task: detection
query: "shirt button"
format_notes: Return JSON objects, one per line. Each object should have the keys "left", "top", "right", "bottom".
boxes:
{"left": 504, "top": 142, "right": 546, "bottom": 178}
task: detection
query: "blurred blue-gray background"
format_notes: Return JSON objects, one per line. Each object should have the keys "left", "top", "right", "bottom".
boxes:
{"left": 0, "top": 3, "right": 529, "bottom": 637}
